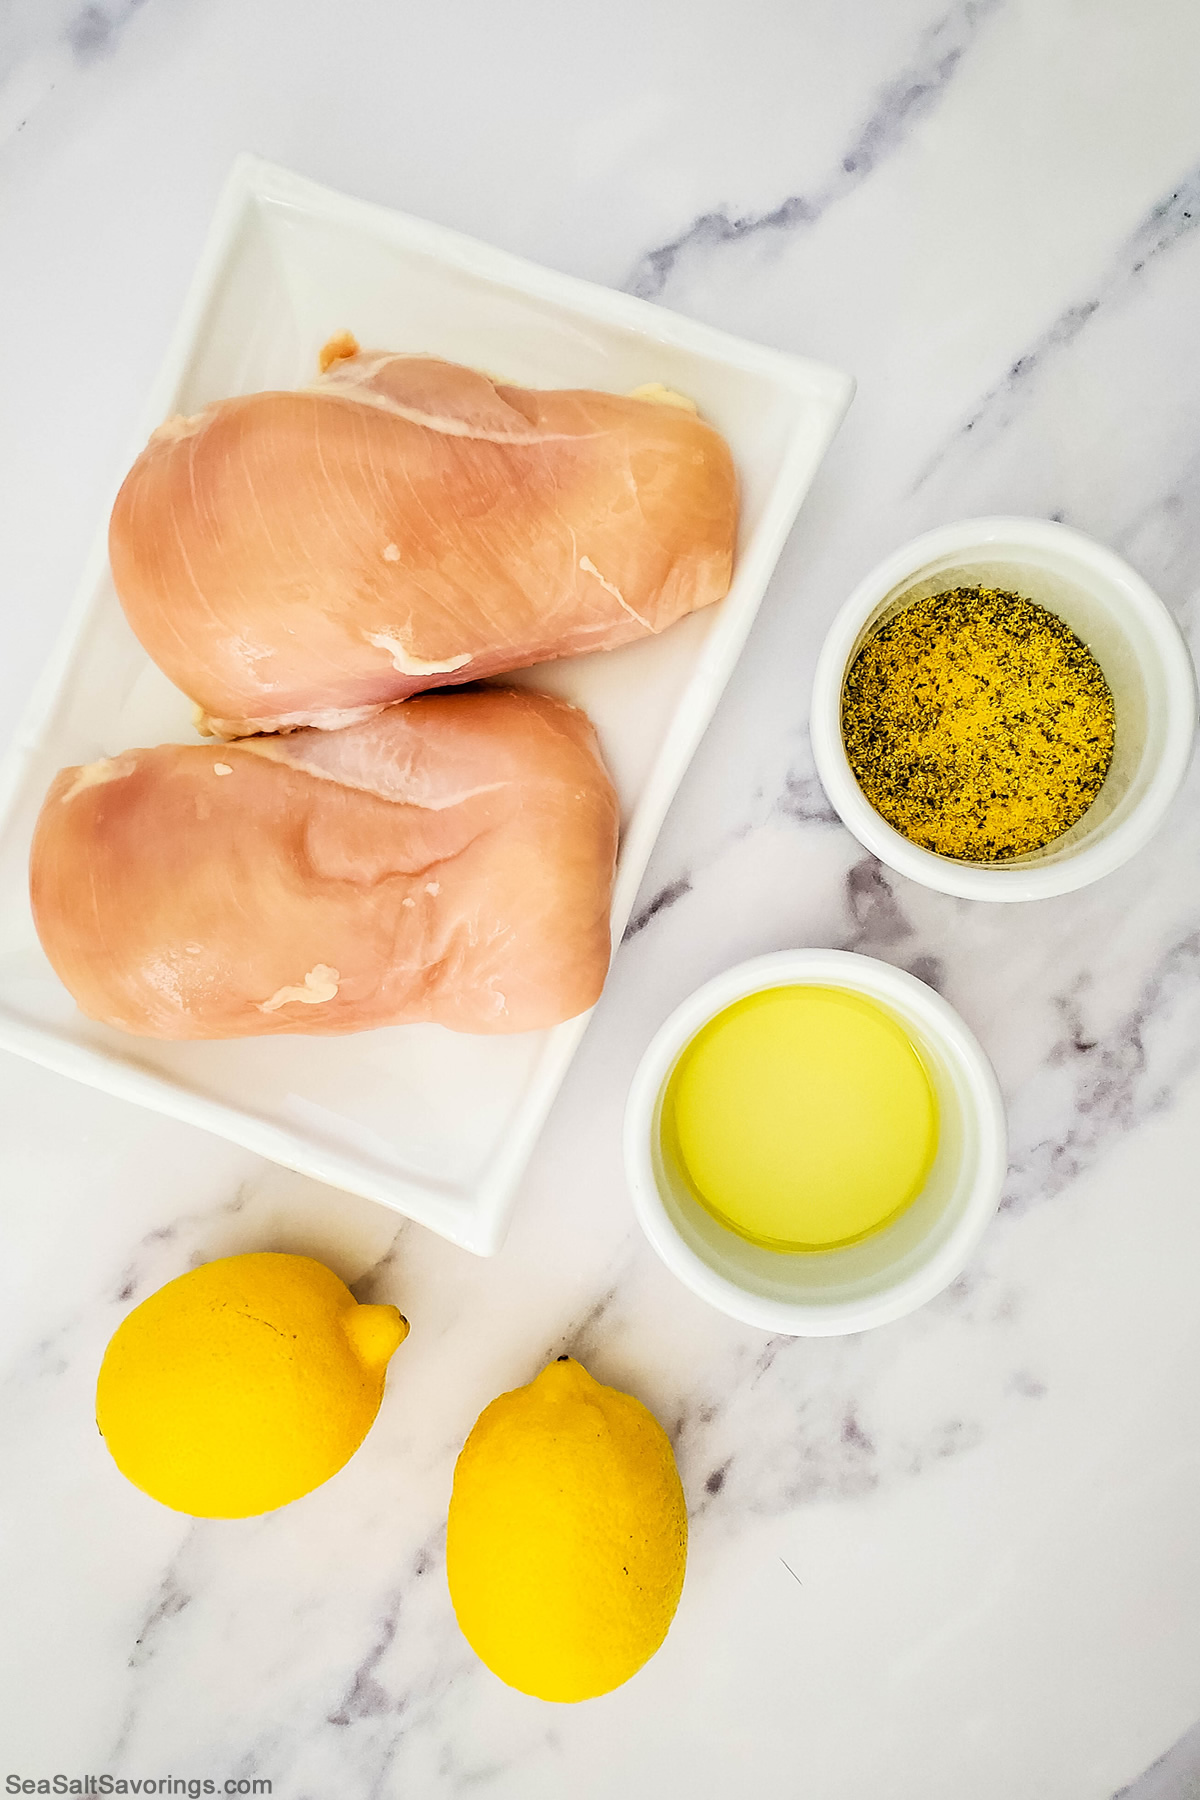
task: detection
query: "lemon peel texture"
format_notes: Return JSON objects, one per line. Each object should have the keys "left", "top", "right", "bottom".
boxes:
{"left": 446, "top": 1356, "right": 687, "bottom": 1702}
{"left": 96, "top": 1251, "right": 408, "bottom": 1517}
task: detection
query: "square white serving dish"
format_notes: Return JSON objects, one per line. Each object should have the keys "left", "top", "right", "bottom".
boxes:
{"left": 0, "top": 155, "right": 852, "bottom": 1254}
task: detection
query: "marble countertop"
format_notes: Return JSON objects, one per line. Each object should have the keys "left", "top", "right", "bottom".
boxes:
{"left": 4, "top": 1, "right": 1200, "bottom": 1793}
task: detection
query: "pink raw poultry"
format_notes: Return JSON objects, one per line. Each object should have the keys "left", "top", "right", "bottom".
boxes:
{"left": 30, "top": 688, "right": 619, "bottom": 1038}
{"left": 109, "top": 352, "right": 739, "bottom": 738}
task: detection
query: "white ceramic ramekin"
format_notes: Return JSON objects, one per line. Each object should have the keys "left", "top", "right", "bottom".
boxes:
{"left": 623, "top": 950, "right": 1007, "bottom": 1336}
{"left": 810, "top": 517, "right": 1197, "bottom": 901}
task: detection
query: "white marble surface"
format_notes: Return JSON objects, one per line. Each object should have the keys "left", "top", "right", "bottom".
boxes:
{"left": 3, "top": 1, "right": 1200, "bottom": 1793}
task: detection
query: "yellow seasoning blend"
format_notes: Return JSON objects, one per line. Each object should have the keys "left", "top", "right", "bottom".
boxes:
{"left": 841, "top": 586, "right": 1116, "bottom": 861}
{"left": 664, "top": 985, "right": 939, "bottom": 1251}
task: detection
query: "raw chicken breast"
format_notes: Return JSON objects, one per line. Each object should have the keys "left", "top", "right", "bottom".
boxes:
{"left": 29, "top": 689, "right": 618, "bottom": 1039}
{"left": 108, "top": 352, "right": 739, "bottom": 737}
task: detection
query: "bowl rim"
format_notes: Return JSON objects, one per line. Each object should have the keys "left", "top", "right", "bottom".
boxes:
{"left": 810, "top": 515, "right": 1198, "bottom": 901}
{"left": 623, "top": 949, "right": 1008, "bottom": 1336}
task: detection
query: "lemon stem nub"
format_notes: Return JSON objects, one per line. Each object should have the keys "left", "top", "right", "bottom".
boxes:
{"left": 343, "top": 1303, "right": 409, "bottom": 1369}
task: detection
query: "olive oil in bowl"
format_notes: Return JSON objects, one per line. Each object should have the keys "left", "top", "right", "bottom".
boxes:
{"left": 662, "top": 984, "right": 938, "bottom": 1253}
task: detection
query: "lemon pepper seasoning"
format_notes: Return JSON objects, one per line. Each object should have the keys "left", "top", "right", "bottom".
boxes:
{"left": 841, "top": 586, "right": 1115, "bottom": 861}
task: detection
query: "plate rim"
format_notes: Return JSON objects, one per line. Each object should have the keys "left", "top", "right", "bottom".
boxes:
{"left": 0, "top": 153, "right": 854, "bottom": 1255}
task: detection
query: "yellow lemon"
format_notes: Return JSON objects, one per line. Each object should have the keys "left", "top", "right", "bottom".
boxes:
{"left": 96, "top": 1251, "right": 408, "bottom": 1517}
{"left": 446, "top": 1357, "right": 687, "bottom": 1702}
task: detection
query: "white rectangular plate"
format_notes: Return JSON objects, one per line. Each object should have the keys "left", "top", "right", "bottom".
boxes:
{"left": 0, "top": 156, "right": 852, "bottom": 1253}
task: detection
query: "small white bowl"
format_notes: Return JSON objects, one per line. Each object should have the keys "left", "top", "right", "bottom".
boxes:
{"left": 810, "top": 517, "right": 1197, "bottom": 901}
{"left": 623, "top": 950, "right": 1007, "bottom": 1336}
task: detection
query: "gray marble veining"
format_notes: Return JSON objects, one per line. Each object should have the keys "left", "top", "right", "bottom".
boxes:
{"left": 626, "top": 0, "right": 1005, "bottom": 301}
{"left": 4, "top": 0, "right": 1200, "bottom": 1794}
